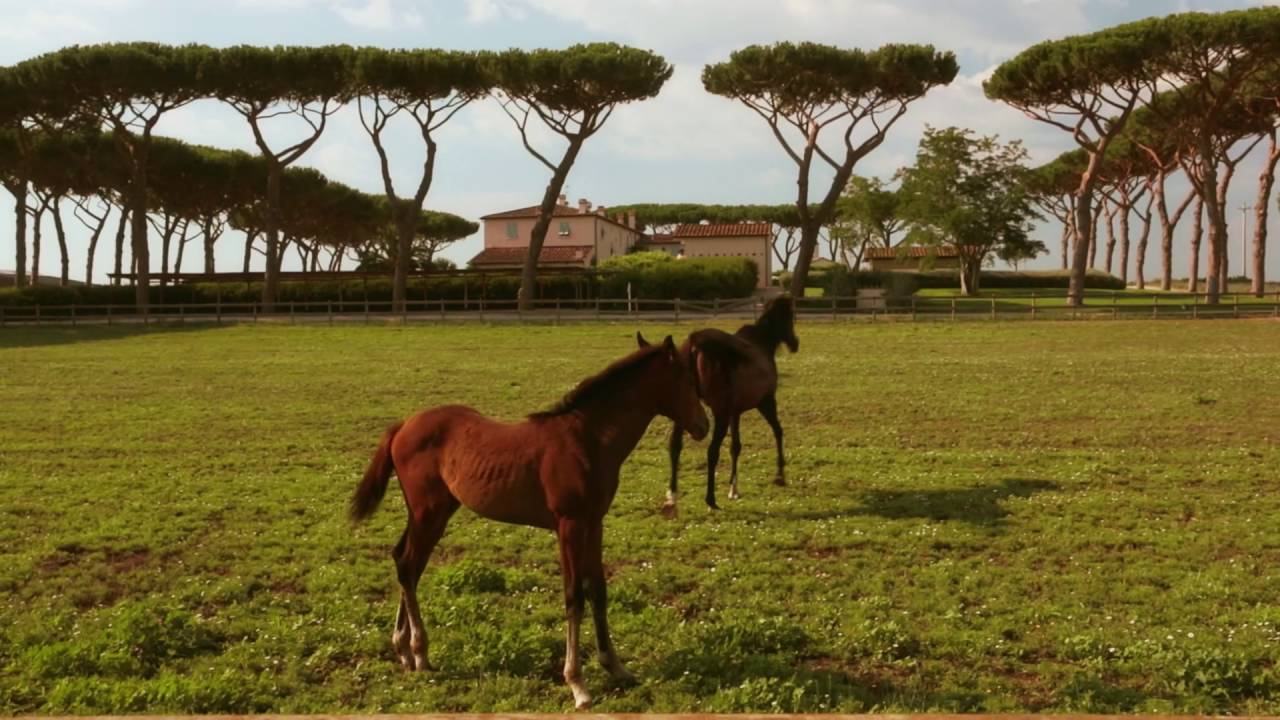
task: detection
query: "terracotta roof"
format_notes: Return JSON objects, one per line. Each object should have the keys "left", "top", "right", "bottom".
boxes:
{"left": 479, "top": 204, "right": 641, "bottom": 233}
{"left": 469, "top": 245, "right": 594, "bottom": 267}
{"left": 863, "top": 245, "right": 969, "bottom": 260}
{"left": 480, "top": 205, "right": 589, "bottom": 220}
{"left": 673, "top": 223, "right": 772, "bottom": 238}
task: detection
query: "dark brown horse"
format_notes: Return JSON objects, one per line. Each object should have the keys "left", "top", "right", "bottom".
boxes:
{"left": 349, "top": 337, "right": 708, "bottom": 710}
{"left": 657, "top": 295, "right": 799, "bottom": 512}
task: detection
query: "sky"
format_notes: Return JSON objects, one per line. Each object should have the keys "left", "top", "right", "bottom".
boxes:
{"left": 2, "top": 0, "right": 1278, "bottom": 283}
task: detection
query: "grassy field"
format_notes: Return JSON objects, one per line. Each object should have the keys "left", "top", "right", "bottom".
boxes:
{"left": 2, "top": 320, "right": 1280, "bottom": 714}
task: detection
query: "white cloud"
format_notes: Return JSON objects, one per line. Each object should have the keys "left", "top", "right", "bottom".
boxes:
{"left": 464, "top": 0, "right": 527, "bottom": 24}
{"left": 333, "top": 0, "right": 394, "bottom": 29}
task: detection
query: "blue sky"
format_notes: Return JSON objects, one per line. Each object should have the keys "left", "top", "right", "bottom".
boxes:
{"left": 2, "top": 0, "right": 1277, "bottom": 282}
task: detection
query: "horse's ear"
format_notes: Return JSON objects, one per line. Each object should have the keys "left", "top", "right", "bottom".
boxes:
{"left": 636, "top": 331, "right": 650, "bottom": 348}
{"left": 662, "top": 335, "right": 677, "bottom": 356}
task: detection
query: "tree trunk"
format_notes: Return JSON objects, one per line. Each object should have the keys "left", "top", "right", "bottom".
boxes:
{"left": 1198, "top": 151, "right": 1226, "bottom": 305}
{"left": 959, "top": 256, "right": 981, "bottom": 296}
{"left": 129, "top": 174, "right": 151, "bottom": 309}
{"left": 174, "top": 219, "right": 188, "bottom": 275}
{"left": 1103, "top": 205, "right": 1117, "bottom": 275}
{"left": 1059, "top": 223, "right": 1069, "bottom": 271}
{"left": 392, "top": 210, "right": 415, "bottom": 313}
{"left": 1068, "top": 185, "right": 1096, "bottom": 306}
{"left": 262, "top": 165, "right": 283, "bottom": 310}
{"left": 1118, "top": 207, "right": 1131, "bottom": 286}
{"left": 789, "top": 222, "right": 822, "bottom": 298}
{"left": 519, "top": 137, "right": 584, "bottom": 312}
{"left": 112, "top": 208, "right": 127, "bottom": 286}
{"left": 9, "top": 182, "right": 28, "bottom": 288}
{"left": 1134, "top": 202, "right": 1152, "bottom": 290}
{"left": 31, "top": 202, "right": 43, "bottom": 285}
{"left": 203, "top": 217, "right": 217, "bottom": 275}
{"left": 51, "top": 198, "right": 69, "bottom": 287}
{"left": 1253, "top": 133, "right": 1278, "bottom": 297}
{"left": 243, "top": 230, "right": 255, "bottom": 274}
{"left": 85, "top": 208, "right": 109, "bottom": 287}
{"left": 1188, "top": 198, "right": 1203, "bottom": 293}
{"left": 1154, "top": 172, "right": 1172, "bottom": 291}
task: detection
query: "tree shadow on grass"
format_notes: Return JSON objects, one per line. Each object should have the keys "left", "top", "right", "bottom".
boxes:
{"left": 0, "top": 322, "right": 233, "bottom": 349}
{"left": 853, "top": 477, "right": 1060, "bottom": 526}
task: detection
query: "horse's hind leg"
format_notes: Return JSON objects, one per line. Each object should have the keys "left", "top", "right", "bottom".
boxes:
{"left": 759, "top": 393, "right": 786, "bottom": 486}
{"left": 662, "top": 423, "right": 683, "bottom": 517}
{"left": 390, "top": 530, "right": 412, "bottom": 667}
{"left": 728, "top": 414, "right": 743, "bottom": 500}
{"left": 557, "top": 517, "right": 593, "bottom": 709}
{"left": 394, "top": 479, "right": 459, "bottom": 672}
{"left": 584, "top": 521, "right": 634, "bottom": 685}
{"left": 705, "top": 413, "right": 729, "bottom": 510}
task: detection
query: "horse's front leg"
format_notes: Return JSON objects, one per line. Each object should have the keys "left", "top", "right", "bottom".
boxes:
{"left": 705, "top": 414, "right": 729, "bottom": 510}
{"left": 727, "top": 413, "right": 743, "bottom": 500}
{"left": 557, "top": 518, "right": 592, "bottom": 710}
{"left": 586, "top": 521, "right": 635, "bottom": 684}
{"left": 662, "top": 423, "right": 683, "bottom": 518}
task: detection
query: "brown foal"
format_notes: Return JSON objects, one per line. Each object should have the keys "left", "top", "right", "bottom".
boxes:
{"left": 660, "top": 295, "right": 800, "bottom": 512}
{"left": 349, "top": 336, "right": 709, "bottom": 709}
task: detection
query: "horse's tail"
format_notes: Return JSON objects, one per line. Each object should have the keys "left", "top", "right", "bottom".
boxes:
{"left": 350, "top": 421, "right": 403, "bottom": 523}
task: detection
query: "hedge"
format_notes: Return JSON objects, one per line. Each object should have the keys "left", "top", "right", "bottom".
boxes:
{"left": 774, "top": 268, "right": 1127, "bottom": 295}
{"left": 598, "top": 253, "right": 758, "bottom": 300}
{"left": 0, "top": 256, "right": 760, "bottom": 308}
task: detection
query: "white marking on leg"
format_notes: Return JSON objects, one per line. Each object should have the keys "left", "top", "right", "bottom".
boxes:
{"left": 563, "top": 611, "right": 591, "bottom": 709}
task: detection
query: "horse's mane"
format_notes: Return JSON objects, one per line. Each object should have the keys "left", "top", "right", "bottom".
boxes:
{"left": 529, "top": 345, "right": 664, "bottom": 419}
{"left": 732, "top": 295, "right": 796, "bottom": 351}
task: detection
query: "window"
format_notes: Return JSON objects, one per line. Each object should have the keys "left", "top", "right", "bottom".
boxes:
{"left": 505, "top": 222, "right": 518, "bottom": 239}
{"left": 558, "top": 221, "right": 571, "bottom": 236}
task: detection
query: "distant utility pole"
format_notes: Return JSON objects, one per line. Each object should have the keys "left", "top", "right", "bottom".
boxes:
{"left": 1239, "top": 203, "right": 1252, "bottom": 282}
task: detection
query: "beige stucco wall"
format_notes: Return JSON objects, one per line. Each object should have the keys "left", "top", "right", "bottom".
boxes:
{"left": 680, "top": 236, "right": 772, "bottom": 289}
{"left": 483, "top": 215, "right": 640, "bottom": 263}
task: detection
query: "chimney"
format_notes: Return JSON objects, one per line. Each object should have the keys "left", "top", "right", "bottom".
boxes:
{"left": 615, "top": 212, "right": 626, "bottom": 225}
{"left": 627, "top": 210, "right": 637, "bottom": 229}
{"left": 578, "top": 198, "right": 591, "bottom": 214}
{"left": 596, "top": 205, "right": 607, "bottom": 216}
{"left": 557, "top": 193, "right": 568, "bottom": 207}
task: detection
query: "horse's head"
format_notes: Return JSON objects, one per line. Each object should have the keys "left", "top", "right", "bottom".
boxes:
{"left": 637, "top": 332, "right": 708, "bottom": 440}
{"left": 762, "top": 295, "right": 800, "bottom": 353}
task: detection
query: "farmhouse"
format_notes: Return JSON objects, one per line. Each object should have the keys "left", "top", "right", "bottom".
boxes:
{"left": 864, "top": 245, "right": 964, "bottom": 271}
{"left": 670, "top": 223, "right": 773, "bottom": 289}
{"left": 470, "top": 196, "right": 643, "bottom": 270}
{"left": 471, "top": 197, "right": 774, "bottom": 289}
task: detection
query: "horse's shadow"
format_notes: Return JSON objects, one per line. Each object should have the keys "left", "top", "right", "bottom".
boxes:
{"left": 743, "top": 477, "right": 1059, "bottom": 527}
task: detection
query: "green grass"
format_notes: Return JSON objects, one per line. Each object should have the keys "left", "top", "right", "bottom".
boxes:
{"left": 2, "top": 321, "right": 1280, "bottom": 714}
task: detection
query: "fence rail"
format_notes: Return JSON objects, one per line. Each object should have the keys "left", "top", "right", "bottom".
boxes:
{"left": 1, "top": 292, "right": 1278, "bottom": 327}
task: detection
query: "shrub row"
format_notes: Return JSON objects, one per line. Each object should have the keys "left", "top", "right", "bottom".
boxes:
{"left": 774, "top": 267, "right": 1127, "bottom": 295}
{"left": 598, "top": 253, "right": 758, "bottom": 300}
{"left": 0, "top": 256, "right": 760, "bottom": 308}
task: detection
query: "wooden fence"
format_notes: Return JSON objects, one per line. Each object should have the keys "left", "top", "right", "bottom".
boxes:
{"left": 1, "top": 292, "right": 1278, "bottom": 327}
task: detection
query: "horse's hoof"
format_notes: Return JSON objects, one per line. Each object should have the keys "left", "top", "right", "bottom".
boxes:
{"left": 773, "top": 474, "right": 787, "bottom": 487}
{"left": 706, "top": 499, "right": 719, "bottom": 511}
{"left": 611, "top": 668, "right": 639, "bottom": 687}
{"left": 728, "top": 489, "right": 742, "bottom": 500}
{"left": 570, "top": 686, "right": 592, "bottom": 710}
{"left": 660, "top": 501, "right": 679, "bottom": 520}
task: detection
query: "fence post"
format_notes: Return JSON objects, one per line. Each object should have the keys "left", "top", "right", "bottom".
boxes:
{"left": 1275, "top": 291, "right": 1279, "bottom": 318}
{"left": 35, "top": 305, "right": 40, "bottom": 326}
{"left": 1233, "top": 293, "right": 1239, "bottom": 319}
{"left": 1112, "top": 293, "right": 1118, "bottom": 319}
{"left": 215, "top": 299, "right": 221, "bottom": 325}
{"left": 990, "top": 297, "right": 996, "bottom": 321}
{"left": 1031, "top": 293, "right": 1037, "bottom": 320}
{"left": 253, "top": 304, "right": 258, "bottom": 325}
{"left": 290, "top": 301, "right": 296, "bottom": 325}
{"left": 595, "top": 297, "right": 601, "bottom": 320}
{"left": 0, "top": 305, "right": 5, "bottom": 327}
{"left": 1193, "top": 292, "right": 1198, "bottom": 320}
{"left": 674, "top": 297, "right": 681, "bottom": 323}
{"left": 402, "top": 300, "right": 408, "bottom": 325}
{"left": 910, "top": 296, "right": 917, "bottom": 321}
{"left": 479, "top": 295, "right": 485, "bottom": 321}
{"left": 950, "top": 298, "right": 956, "bottom": 322}
{"left": 556, "top": 297, "right": 562, "bottom": 325}
{"left": 713, "top": 298, "right": 719, "bottom": 318}
{"left": 831, "top": 297, "right": 837, "bottom": 322}
{"left": 439, "top": 298, "right": 446, "bottom": 321}
{"left": 107, "top": 305, "right": 113, "bottom": 326}
{"left": 71, "top": 305, "right": 77, "bottom": 327}
{"left": 330, "top": 302, "right": 335, "bottom": 326}
{"left": 179, "top": 305, "right": 185, "bottom": 325}
{"left": 1152, "top": 294, "right": 1158, "bottom": 319}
